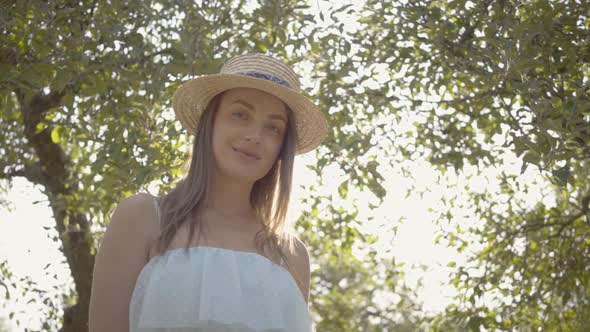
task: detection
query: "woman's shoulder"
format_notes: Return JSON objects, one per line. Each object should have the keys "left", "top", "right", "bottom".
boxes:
{"left": 128, "top": 191, "right": 159, "bottom": 202}
{"left": 107, "top": 192, "right": 160, "bottom": 236}
{"left": 278, "top": 232, "right": 311, "bottom": 304}
{"left": 278, "top": 232, "right": 308, "bottom": 254}
{"left": 111, "top": 192, "right": 155, "bottom": 213}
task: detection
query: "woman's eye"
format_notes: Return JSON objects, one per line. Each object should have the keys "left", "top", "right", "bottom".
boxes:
{"left": 268, "top": 125, "right": 283, "bottom": 135}
{"left": 232, "top": 111, "right": 246, "bottom": 119}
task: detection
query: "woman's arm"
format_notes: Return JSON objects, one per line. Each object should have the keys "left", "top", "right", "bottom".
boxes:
{"left": 88, "top": 193, "right": 159, "bottom": 332}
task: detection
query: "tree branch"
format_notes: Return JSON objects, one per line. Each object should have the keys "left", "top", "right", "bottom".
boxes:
{"left": 0, "top": 279, "right": 8, "bottom": 298}
{"left": 0, "top": 164, "right": 45, "bottom": 185}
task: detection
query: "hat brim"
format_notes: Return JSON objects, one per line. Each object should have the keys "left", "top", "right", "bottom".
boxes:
{"left": 172, "top": 74, "right": 328, "bottom": 155}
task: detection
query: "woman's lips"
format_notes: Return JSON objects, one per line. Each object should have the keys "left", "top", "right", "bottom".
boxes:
{"left": 233, "top": 147, "right": 260, "bottom": 160}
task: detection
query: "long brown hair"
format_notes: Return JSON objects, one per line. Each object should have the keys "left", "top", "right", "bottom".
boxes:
{"left": 154, "top": 90, "right": 298, "bottom": 267}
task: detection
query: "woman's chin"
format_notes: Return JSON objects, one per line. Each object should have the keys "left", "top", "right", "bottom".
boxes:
{"left": 223, "top": 168, "right": 267, "bottom": 184}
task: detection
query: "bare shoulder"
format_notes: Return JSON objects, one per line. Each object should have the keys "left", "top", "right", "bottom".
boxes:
{"left": 100, "top": 192, "right": 161, "bottom": 259}
{"left": 124, "top": 191, "right": 158, "bottom": 207}
{"left": 88, "top": 192, "right": 160, "bottom": 332}
{"left": 108, "top": 193, "right": 159, "bottom": 232}
{"left": 97, "top": 192, "right": 162, "bottom": 266}
{"left": 281, "top": 233, "right": 311, "bottom": 305}
{"left": 113, "top": 192, "right": 155, "bottom": 212}
{"left": 123, "top": 192, "right": 159, "bottom": 217}
{"left": 286, "top": 234, "right": 310, "bottom": 262}
{"left": 123, "top": 192, "right": 160, "bottom": 236}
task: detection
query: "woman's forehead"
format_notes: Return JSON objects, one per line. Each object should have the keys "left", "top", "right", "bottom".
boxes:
{"left": 221, "top": 88, "right": 287, "bottom": 114}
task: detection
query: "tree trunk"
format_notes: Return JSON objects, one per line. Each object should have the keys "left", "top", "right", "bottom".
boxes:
{"left": 19, "top": 90, "right": 95, "bottom": 332}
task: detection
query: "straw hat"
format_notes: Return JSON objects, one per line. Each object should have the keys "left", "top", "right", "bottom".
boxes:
{"left": 172, "top": 54, "right": 328, "bottom": 155}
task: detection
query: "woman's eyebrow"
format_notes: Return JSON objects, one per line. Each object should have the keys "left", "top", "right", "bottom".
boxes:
{"left": 269, "top": 114, "right": 287, "bottom": 123}
{"left": 232, "top": 99, "right": 255, "bottom": 111}
{"left": 232, "top": 99, "right": 287, "bottom": 123}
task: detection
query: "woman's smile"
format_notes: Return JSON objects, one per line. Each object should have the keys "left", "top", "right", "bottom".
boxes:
{"left": 232, "top": 146, "right": 261, "bottom": 161}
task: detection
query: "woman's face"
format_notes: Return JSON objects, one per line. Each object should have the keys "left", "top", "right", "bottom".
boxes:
{"left": 211, "top": 88, "right": 288, "bottom": 183}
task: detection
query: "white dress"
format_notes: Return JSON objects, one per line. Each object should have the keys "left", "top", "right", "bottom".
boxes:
{"left": 128, "top": 197, "right": 314, "bottom": 331}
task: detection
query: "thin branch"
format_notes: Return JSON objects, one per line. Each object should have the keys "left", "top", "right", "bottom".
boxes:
{"left": 0, "top": 279, "right": 8, "bottom": 298}
{"left": 0, "top": 169, "right": 25, "bottom": 179}
{"left": 0, "top": 164, "right": 45, "bottom": 185}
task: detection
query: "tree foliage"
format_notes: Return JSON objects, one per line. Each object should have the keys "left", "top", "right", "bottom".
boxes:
{"left": 354, "top": 0, "right": 590, "bottom": 330}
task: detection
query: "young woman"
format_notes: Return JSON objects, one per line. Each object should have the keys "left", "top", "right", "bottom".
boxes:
{"left": 88, "top": 54, "right": 328, "bottom": 332}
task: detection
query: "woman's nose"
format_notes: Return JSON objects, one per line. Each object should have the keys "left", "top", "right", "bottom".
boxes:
{"left": 243, "top": 124, "right": 263, "bottom": 143}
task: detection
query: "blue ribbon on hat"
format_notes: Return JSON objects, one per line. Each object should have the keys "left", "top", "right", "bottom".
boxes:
{"left": 237, "top": 71, "right": 292, "bottom": 89}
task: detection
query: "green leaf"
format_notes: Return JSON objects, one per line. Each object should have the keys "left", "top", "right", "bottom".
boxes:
{"left": 35, "top": 122, "right": 47, "bottom": 134}
{"left": 552, "top": 164, "right": 571, "bottom": 186}
{"left": 53, "top": 68, "right": 73, "bottom": 92}
{"left": 256, "top": 42, "right": 268, "bottom": 53}
{"left": 51, "top": 125, "right": 63, "bottom": 144}
{"left": 522, "top": 151, "right": 540, "bottom": 167}
{"left": 468, "top": 316, "right": 484, "bottom": 331}
{"left": 338, "top": 180, "right": 349, "bottom": 198}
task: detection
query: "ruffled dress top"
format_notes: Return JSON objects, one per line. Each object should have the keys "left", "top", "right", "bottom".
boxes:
{"left": 128, "top": 197, "right": 314, "bottom": 331}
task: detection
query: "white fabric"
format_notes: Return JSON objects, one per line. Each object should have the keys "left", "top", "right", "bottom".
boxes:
{"left": 128, "top": 197, "right": 313, "bottom": 331}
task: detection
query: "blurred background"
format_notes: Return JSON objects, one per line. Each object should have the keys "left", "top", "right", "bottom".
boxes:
{"left": 1, "top": 0, "right": 589, "bottom": 331}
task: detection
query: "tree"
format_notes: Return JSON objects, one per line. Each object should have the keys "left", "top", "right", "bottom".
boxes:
{"left": 1, "top": 0, "right": 424, "bottom": 331}
{"left": 353, "top": 0, "right": 589, "bottom": 330}
{"left": 11, "top": 0, "right": 585, "bottom": 330}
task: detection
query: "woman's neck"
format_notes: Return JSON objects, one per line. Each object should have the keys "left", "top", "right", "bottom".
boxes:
{"left": 205, "top": 173, "right": 255, "bottom": 218}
